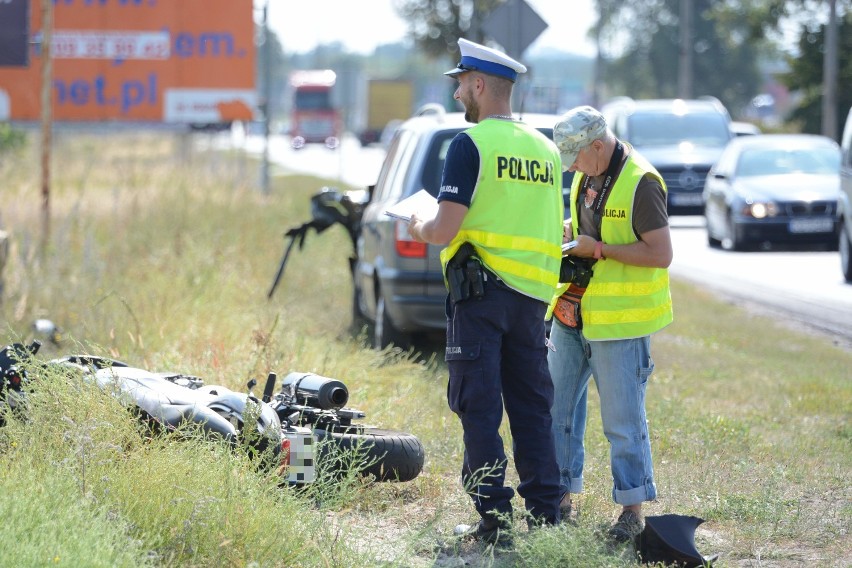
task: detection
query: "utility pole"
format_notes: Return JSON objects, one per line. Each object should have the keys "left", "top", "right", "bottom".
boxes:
{"left": 260, "top": 2, "right": 271, "bottom": 195}
{"left": 592, "top": 6, "right": 604, "bottom": 108}
{"left": 821, "top": 0, "right": 838, "bottom": 140}
{"left": 40, "top": 0, "right": 53, "bottom": 250}
{"left": 678, "top": 0, "right": 693, "bottom": 99}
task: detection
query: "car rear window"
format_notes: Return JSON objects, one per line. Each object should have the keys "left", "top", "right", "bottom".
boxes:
{"left": 418, "top": 130, "right": 463, "bottom": 198}
{"left": 417, "top": 127, "right": 572, "bottom": 198}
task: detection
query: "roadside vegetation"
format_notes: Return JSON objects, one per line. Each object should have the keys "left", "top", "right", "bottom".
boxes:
{"left": 0, "top": 130, "right": 849, "bottom": 567}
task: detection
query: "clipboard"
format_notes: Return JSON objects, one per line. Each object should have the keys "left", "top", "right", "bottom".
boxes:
{"left": 384, "top": 189, "right": 439, "bottom": 222}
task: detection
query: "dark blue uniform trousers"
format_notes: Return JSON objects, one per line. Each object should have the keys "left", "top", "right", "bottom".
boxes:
{"left": 445, "top": 276, "right": 562, "bottom": 524}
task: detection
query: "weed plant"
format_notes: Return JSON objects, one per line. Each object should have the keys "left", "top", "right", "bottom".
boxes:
{"left": 0, "top": 130, "right": 849, "bottom": 567}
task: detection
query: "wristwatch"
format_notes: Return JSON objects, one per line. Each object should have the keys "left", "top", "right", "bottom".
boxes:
{"left": 594, "top": 240, "right": 606, "bottom": 260}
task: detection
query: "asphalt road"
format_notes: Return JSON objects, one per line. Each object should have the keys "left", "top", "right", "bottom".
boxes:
{"left": 668, "top": 216, "right": 852, "bottom": 348}
{"left": 219, "top": 131, "right": 852, "bottom": 349}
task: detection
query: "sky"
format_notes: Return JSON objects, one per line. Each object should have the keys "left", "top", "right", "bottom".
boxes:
{"left": 263, "top": 0, "right": 598, "bottom": 57}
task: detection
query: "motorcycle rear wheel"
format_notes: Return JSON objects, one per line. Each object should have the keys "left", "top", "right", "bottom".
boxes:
{"left": 314, "top": 426, "right": 424, "bottom": 482}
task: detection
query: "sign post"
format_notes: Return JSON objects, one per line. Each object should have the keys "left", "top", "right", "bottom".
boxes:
{"left": 482, "top": 0, "right": 548, "bottom": 116}
{"left": 40, "top": 0, "right": 53, "bottom": 249}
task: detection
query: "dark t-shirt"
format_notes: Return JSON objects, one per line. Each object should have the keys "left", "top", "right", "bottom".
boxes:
{"left": 437, "top": 132, "right": 478, "bottom": 207}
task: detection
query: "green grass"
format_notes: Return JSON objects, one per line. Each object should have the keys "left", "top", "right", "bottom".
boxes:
{"left": 1, "top": 130, "right": 850, "bottom": 567}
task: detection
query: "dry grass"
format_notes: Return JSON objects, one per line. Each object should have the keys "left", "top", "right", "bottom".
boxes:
{"left": 0, "top": 129, "right": 849, "bottom": 567}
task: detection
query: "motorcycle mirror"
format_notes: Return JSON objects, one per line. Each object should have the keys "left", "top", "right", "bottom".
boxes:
{"left": 33, "top": 319, "right": 62, "bottom": 346}
{"left": 262, "top": 372, "right": 276, "bottom": 403}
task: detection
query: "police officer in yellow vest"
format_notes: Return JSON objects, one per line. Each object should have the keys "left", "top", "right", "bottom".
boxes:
{"left": 548, "top": 105, "right": 673, "bottom": 543}
{"left": 408, "top": 38, "right": 564, "bottom": 543}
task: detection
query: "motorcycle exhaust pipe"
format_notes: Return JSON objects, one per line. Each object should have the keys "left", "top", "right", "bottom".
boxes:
{"left": 280, "top": 372, "right": 349, "bottom": 410}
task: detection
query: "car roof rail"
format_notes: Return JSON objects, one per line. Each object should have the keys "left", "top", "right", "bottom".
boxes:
{"left": 414, "top": 103, "right": 446, "bottom": 120}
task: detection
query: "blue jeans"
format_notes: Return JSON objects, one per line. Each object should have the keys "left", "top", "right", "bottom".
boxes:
{"left": 547, "top": 319, "right": 657, "bottom": 506}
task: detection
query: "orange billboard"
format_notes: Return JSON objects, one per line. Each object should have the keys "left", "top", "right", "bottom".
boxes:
{"left": 0, "top": 0, "right": 256, "bottom": 123}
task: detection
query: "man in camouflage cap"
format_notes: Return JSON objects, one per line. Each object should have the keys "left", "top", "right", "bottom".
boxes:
{"left": 547, "top": 105, "right": 674, "bottom": 544}
{"left": 553, "top": 105, "right": 607, "bottom": 168}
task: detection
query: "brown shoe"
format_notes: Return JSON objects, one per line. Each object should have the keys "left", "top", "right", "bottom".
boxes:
{"left": 561, "top": 502, "right": 580, "bottom": 525}
{"left": 608, "top": 509, "right": 644, "bottom": 543}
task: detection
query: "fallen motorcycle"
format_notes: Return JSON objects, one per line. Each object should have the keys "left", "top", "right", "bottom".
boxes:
{"left": 0, "top": 339, "right": 424, "bottom": 484}
{"left": 269, "top": 371, "right": 425, "bottom": 482}
{"left": 0, "top": 339, "right": 315, "bottom": 484}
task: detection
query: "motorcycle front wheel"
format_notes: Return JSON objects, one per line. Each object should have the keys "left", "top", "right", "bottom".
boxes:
{"left": 314, "top": 426, "right": 424, "bottom": 482}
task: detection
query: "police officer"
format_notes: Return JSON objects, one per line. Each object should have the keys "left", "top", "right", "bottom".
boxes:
{"left": 408, "top": 38, "right": 564, "bottom": 544}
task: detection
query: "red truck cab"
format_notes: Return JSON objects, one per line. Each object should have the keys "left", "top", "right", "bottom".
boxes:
{"left": 289, "top": 69, "right": 341, "bottom": 149}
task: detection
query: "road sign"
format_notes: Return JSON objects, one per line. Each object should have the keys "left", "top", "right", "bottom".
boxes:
{"left": 482, "top": 0, "right": 548, "bottom": 59}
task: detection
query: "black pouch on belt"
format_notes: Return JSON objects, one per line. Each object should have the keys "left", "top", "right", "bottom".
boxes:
{"left": 446, "top": 243, "right": 485, "bottom": 304}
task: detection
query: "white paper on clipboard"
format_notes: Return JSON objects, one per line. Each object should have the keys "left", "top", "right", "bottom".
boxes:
{"left": 384, "top": 189, "right": 439, "bottom": 222}
{"left": 562, "top": 240, "right": 579, "bottom": 253}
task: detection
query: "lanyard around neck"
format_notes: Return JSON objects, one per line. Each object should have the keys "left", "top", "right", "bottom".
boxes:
{"left": 581, "top": 141, "right": 624, "bottom": 225}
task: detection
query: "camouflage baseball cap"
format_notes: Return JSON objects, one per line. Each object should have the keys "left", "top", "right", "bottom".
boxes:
{"left": 553, "top": 106, "right": 608, "bottom": 170}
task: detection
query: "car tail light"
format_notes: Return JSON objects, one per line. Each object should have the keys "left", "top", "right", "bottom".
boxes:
{"left": 394, "top": 220, "right": 427, "bottom": 258}
{"left": 4, "top": 370, "right": 21, "bottom": 388}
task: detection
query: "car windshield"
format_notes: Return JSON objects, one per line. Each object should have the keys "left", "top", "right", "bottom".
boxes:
{"left": 627, "top": 112, "right": 731, "bottom": 147}
{"left": 294, "top": 90, "right": 332, "bottom": 111}
{"left": 735, "top": 145, "right": 840, "bottom": 177}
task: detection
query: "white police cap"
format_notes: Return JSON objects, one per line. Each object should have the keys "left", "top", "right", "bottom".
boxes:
{"left": 444, "top": 38, "right": 527, "bottom": 83}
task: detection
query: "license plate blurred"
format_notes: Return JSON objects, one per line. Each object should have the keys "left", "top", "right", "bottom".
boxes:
{"left": 788, "top": 218, "right": 834, "bottom": 233}
{"left": 669, "top": 193, "right": 704, "bottom": 206}
{"left": 281, "top": 426, "right": 316, "bottom": 485}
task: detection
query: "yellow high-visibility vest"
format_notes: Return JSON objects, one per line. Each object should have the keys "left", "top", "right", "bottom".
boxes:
{"left": 550, "top": 149, "right": 673, "bottom": 339}
{"left": 440, "top": 120, "right": 564, "bottom": 303}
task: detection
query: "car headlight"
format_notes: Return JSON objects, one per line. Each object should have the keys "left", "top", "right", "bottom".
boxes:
{"left": 742, "top": 201, "right": 778, "bottom": 218}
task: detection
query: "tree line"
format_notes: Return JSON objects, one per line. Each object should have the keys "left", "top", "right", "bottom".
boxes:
{"left": 393, "top": 0, "right": 851, "bottom": 137}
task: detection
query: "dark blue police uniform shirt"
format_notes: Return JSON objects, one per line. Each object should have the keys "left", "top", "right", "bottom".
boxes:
{"left": 438, "top": 133, "right": 478, "bottom": 208}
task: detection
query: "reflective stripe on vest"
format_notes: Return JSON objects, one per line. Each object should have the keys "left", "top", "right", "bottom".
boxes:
{"left": 440, "top": 120, "right": 564, "bottom": 303}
